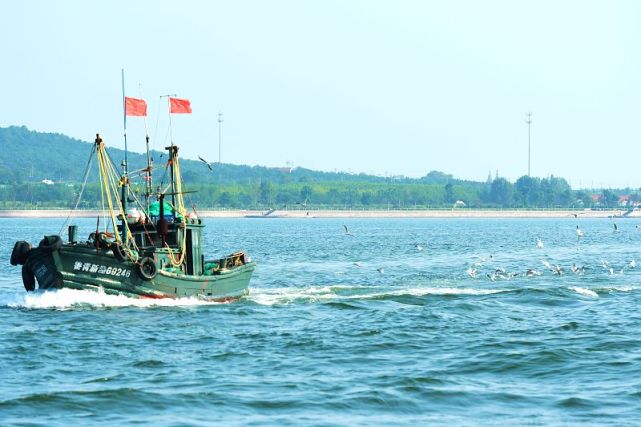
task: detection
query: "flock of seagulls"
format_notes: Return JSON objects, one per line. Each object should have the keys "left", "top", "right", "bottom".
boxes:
{"left": 464, "top": 221, "right": 638, "bottom": 281}
{"left": 340, "top": 220, "right": 639, "bottom": 280}
{"left": 463, "top": 253, "right": 638, "bottom": 282}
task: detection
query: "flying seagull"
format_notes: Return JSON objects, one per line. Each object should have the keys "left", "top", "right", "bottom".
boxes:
{"left": 343, "top": 225, "right": 354, "bottom": 236}
{"left": 198, "top": 156, "right": 213, "bottom": 171}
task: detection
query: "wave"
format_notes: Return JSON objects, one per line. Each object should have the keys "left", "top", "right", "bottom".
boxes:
{"left": 247, "top": 285, "right": 506, "bottom": 306}
{"left": 1, "top": 288, "right": 225, "bottom": 310}
{"left": 4, "top": 282, "right": 631, "bottom": 309}
{"left": 568, "top": 286, "right": 599, "bottom": 298}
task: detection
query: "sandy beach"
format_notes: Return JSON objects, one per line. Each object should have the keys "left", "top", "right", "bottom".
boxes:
{"left": 0, "top": 209, "right": 637, "bottom": 219}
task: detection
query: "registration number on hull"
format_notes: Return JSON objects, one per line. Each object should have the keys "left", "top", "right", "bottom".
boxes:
{"left": 73, "top": 261, "right": 131, "bottom": 278}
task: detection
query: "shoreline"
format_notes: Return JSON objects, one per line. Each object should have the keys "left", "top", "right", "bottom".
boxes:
{"left": 0, "top": 209, "right": 637, "bottom": 219}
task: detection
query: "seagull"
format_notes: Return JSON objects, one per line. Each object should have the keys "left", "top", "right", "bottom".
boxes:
{"left": 576, "top": 225, "right": 584, "bottom": 239}
{"left": 466, "top": 267, "right": 477, "bottom": 278}
{"left": 353, "top": 261, "right": 362, "bottom": 267}
{"left": 552, "top": 265, "right": 564, "bottom": 275}
{"left": 542, "top": 260, "right": 552, "bottom": 270}
{"left": 613, "top": 222, "right": 618, "bottom": 232}
{"left": 536, "top": 238, "right": 544, "bottom": 249}
{"left": 630, "top": 259, "right": 637, "bottom": 269}
{"left": 343, "top": 225, "right": 354, "bottom": 236}
{"left": 525, "top": 268, "right": 541, "bottom": 277}
{"left": 415, "top": 244, "right": 424, "bottom": 251}
{"left": 377, "top": 267, "right": 385, "bottom": 274}
{"left": 198, "top": 156, "right": 213, "bottom": 171}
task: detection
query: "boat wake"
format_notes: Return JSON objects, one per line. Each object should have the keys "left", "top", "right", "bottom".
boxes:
{"left": 247, "top": 285, "right": 505, "bottom": 306}
{"left": 1, "top": 288, "right": 225, "bottom": 310}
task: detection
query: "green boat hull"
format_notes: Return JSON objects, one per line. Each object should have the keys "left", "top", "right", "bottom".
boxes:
{"left": 56, "top": 245, "right": 255, "bottom": 301}
{"left": 15, "top": 239, "right": 255, "bottom": 301}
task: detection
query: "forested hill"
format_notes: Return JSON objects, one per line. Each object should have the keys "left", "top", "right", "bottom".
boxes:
{"left": 0, "top": 125, "right": 476, "bottom": 186}
{"left": 0, "top": 125, "right": 621, "bottom": 210}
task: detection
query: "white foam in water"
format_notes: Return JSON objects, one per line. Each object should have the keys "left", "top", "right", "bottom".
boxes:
{"left": 247, "top": 285, "right": 504, "bottom": 306}
{"left": 569, "top": 286, "right": 599, "bottom": 298}
{"left": 386, "top": 287, "right": 504, "bottom": 297}
{"left": 602, "top": 285, "right": 635, "bottom": 293}
{"left": 3, "top": 288, "right": 224, "bottom": 310}
{"left": 248, "top": 286, "right": 339, "bottom": 306}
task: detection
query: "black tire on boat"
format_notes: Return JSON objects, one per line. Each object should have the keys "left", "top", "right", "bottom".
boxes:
{"left": 10, "top": 241, "right": 31, "bottom": 266}
{"left": 38, "top": 235, "right": 62, "bottom": 253}
{"left": 21, "top": 264, "right": 36, "bottom": 292}
{"left": 136, "top": 257, "right": 157, "bottom": 281}
{"left": 111, "top": 242, "right": 128, "bottom": 262}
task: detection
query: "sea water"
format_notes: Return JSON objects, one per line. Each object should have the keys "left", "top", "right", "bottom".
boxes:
{"left": 1, "top": 217, "right": 641, "bottom": 426}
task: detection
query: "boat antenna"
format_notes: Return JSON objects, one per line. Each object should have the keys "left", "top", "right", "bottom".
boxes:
{"left": 160, "top": 94, "right": 177, "bottom": 147}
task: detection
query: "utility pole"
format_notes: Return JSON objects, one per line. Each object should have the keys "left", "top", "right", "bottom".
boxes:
{"left": 217, "top": 112, "right": 223, "bottom": 164}
{"left": 526, "top": 112, "right": 533, "bottom": 176}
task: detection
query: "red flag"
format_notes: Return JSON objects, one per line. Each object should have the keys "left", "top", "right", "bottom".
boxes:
{"left": 170, "top": 97, "right": 192, "bottom": 114}
{"left": 125, "top": 97, "right": 147, "bottom": 117}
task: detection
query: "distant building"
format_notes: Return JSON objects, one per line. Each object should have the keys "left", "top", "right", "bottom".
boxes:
{"left": 41, "top": 179, "right": 54, "bottom": 185}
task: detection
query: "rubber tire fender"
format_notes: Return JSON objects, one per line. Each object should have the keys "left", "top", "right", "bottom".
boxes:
{"left": 10, "top": 241, "right": 32, "bottom": 266}
{"left": 136, "top": 257, "right": 157, "bottom": 281}
{"left": 21, "top": 264, "right": 36, "bottom": 292}
{"left": 38, "top": 235, "right": 62, "bottom": 253}
{"left": 111, "top": 242, "right": 128, "bottom": 262}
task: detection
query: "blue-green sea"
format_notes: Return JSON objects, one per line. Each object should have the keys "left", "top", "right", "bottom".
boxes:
{"left": 2, "top": 216, "right": 641, "bottom": 426}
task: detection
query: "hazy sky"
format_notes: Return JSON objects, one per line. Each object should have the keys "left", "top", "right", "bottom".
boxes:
{"left": 1, "top": 1, "right": 640, "bottom": 188}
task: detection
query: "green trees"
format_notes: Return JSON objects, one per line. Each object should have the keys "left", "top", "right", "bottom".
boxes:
{"left": 0, "top": 126, "right": 629, "bottom": 210}
{"left": 488, "top": 178, "right": 514, "bottom": 206}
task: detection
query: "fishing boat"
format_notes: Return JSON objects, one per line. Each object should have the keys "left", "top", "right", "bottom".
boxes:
{"left": 9, "top": 85, "right": 255, "bottom": 300}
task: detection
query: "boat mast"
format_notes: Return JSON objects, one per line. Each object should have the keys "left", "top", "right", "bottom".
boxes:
{"left": 161, "top": 94, "right": 178, "bottom": 218}
{"left": 120, "top": 69, "right": 129, "bottom": 243}
{"left": 139, "top": 83, "right": 153, "bottom": 215}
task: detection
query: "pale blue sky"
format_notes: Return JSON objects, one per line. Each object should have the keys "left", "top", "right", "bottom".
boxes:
{"left": 1, "top": 1, "right": 640, "bottom": 188}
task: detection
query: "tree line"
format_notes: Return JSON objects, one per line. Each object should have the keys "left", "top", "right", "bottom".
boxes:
{"left": 0, "top": 125, "right": 636, "bottom": 210}
{"left": 0, "top": 176, "right": 635, "bottom": 210}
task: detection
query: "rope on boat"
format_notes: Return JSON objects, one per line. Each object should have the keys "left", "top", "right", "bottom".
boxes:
{"left": 95, "top": 140, "right": 140, "bottom": 262}
{"left": 164, "top": 155, "right": 188, "bottom": 267}
{"left": 59, "top": 144, "right": 97, "bottom": 235}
